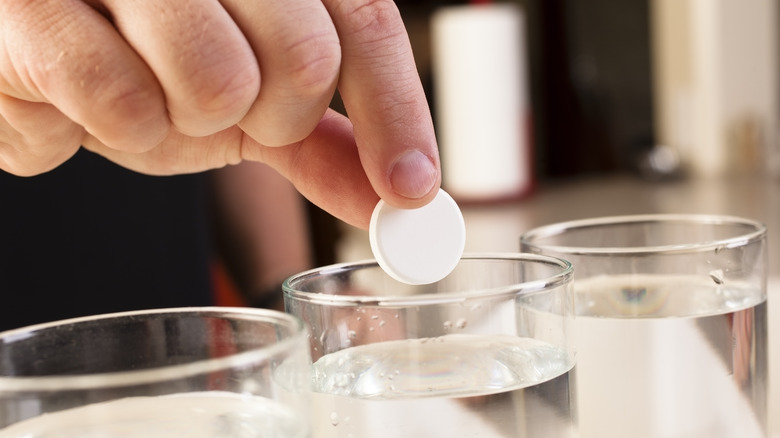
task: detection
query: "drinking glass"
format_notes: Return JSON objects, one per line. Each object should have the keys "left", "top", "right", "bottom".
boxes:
{"left": 521, "top": 214, "right": 768, "bottom": 438}
{"left": 284, "top": 253, "right": 577, "bottom": 438}
{"left": 0, "top": 307, "right": 312, "bottom": 437}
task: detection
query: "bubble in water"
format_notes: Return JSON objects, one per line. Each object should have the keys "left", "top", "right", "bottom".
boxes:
{"left": 379, "top": 320, "right": 386, "bottom": 327}
{"left": 455, "top": 318, "right": 468, "bottom": 329}
{"left": 621, "top": 287, "right": 647, "bottom": 302}
{"left": 710, "top": 269, "right": 725, "bottom": 285}
{"left": 371, "top": 315, "right": 379, "bottom": 320}
{"left": 443, "top": 320, "right": 453, "bottom": 331}
{"left": 334, "top": 373, "right": 352, "bottom": 388}
{"left": 348, "top": 330, "right": 357, "bottom": 339}
{"left": 330, "top": 412, "right": 339, "bottom": 426}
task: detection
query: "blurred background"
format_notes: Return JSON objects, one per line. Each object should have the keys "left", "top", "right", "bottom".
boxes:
{"left": 397, "top": 0, "right": 777, "bottom": 181}
{"left": 398, "top": 0, "right": 656, "bottom": 180}
{"left": 317, "top": 0, "right": 779, "bottom": 263}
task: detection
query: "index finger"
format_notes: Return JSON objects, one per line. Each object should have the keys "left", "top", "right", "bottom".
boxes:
{"left": 323, "top": 0, "right": 440, "bottom": 209}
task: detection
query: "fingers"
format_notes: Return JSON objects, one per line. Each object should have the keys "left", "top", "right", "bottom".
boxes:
{"left": 84, "top": 108, "right": 378, "bottom": 229}
{"left": 323, "top": 0, "right": 441, "bottom": 208}
{"left": 0, "top": 96, "right": 83, "bottom": 175}
{"left": 2, "top": 0, "right": 439, "bottom": 227}
{"left": 247, "top": 109, "right": 380, "bottom": 229}
{"left": 101, "top": 0, "right": 261, "bottom": 137}
{"left": 81, "top": 126, "right": 245, "bottom": 176}
{"left": 1, "top": 0, "right": 259, "bottom": 164}
{"left": 221, "top": 0, "right": 341, "bottom": 146}
{"left": 0, "top": 0, "right": 169, "bottom": 152}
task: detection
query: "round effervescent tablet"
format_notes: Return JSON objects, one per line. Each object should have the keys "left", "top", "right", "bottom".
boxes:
{"left": 369, "top": 189, "right": 466, "bottom": 285}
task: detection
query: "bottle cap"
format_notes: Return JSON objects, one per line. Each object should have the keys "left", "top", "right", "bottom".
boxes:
{"left": 369, "top": 189, "right": 466, "bottom": 285}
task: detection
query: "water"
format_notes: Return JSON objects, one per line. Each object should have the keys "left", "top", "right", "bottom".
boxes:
{"left": 575, "top": 274, "right": 767, "bottom": 438}
{"left": 0, "top": 391, "right": 308, "bottom": 437}
{"left": 310, "top": 334, "right": 576, "bottom": 438}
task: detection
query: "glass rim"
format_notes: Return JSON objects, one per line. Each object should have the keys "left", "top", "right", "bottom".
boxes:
{"left": 520, "top": 213, "right": 767, "bottom": 256}
{"left": 282, "top": 252, "right": 574, "bottom": 307}
{"left": 0, "top": 306, "right": 307, "bottom": 392}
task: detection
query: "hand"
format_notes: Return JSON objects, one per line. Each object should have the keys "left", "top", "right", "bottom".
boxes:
{"left": 0, "top": 0, "right": 440, "bottom": 229}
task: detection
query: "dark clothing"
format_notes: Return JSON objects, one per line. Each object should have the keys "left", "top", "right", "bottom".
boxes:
{"left": 0, "top": 149, "right": 214, "bottom": 332}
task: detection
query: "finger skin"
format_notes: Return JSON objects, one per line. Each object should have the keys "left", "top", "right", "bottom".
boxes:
{"left": 81, "top": 126, "right": 244, "bottom": 176}
{"left": 324, "top": 0, "right": 441, "bottom": 209}
{"left": 101, "top": 0, "right": 261, "bottom": 137}
{"left": 82, "top": 109, "right": 379, "bottom": 229}
{"left": 0, "top": 0, "right": 170, "bottom": 153}
{"left": 0, "top": 96, "right": 83, "bottom": 175}
{"left": 3, "top": 0, "right": 437, "bottom": 228}
{"left": 222, "top": 0, "right": 342, "bottom": 147}
{"left": 248, "top": 110, "right": 379, "bottom": 229}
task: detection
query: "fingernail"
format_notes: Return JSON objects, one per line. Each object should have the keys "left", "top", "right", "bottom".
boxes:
{"left": 390, "top": 150, "right": 438, "bottom": 199}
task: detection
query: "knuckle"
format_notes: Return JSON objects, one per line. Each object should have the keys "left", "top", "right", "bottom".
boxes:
{"left": 374, "top": 86, "right": 426, "bottom": 128}
{"left": 0, "top": 154, "right": 46, "bottom": 177}
{"left": 18, "top": 42, "right": 170, "bottom": 151}
{"left": 89, "top": 74, "right": 168, "bottom": 151}
{"left": 186, "top": 61, "right": 260, "bottom": 119}
{"left": 0, "top": 155, "right": 67, "bottom": 176}
{"left": 165, "top": 15, "right": 261, "bottom": 122}
{"left": 0, "top": 97, "right": 84, "bottom": 150}
{"left": 0, "top": 133, "right": 80, "bottom": 177}
{"left": 337, "top": 0, "right": 405, "bottom": 44}
{"left": 97, "top": 73, "right": 161, "bottom": 119}
{"left": 334, "top": 0, "right": 415, "bottom": 81}
{"left": 280, "top": 32, "right": 341, "bottom": 98}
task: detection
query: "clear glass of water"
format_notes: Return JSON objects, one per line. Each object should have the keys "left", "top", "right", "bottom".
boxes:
{"left": 283, "top": 253, "right": 576, "bottom": 438}
{"left": 520, "top": 214, "right": 768, "bottom": 438}
{"left": 0, "top": 307, "right": 312, "bottom": 437}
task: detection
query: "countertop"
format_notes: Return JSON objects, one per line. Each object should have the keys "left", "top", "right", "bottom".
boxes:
{"left": 338, "top": 173, "right": 778, "bottom": 269}
{"left": 336, "top": 172, "right": 780, "bottom": 436}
